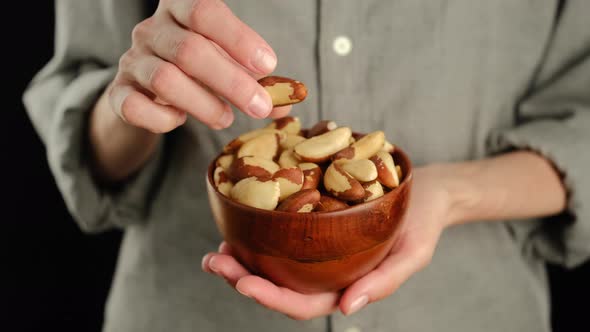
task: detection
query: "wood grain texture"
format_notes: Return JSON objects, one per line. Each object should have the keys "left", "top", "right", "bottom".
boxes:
{"left": 206, "top": 144, "right": 413, "bottom": 294}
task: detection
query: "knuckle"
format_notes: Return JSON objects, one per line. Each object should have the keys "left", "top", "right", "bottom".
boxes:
{"left": 118, "top": 51, "right": 131, "bottom": 70}
{"left": 131, "top": 18, "right": 154, "bottom": 45}
{"left": 118, "top": 49, "right": 139, "bottom": 73}
{"left": 149, "top": 62, "right": 177, "bottom": 96}
{"left": 173, "top": 35, "right": 201, "bottom": 68}
{"left": 189, "top": 0, "right": 216, "bottom": 30}
{"left": 228, "top": 72, "right": 256, "bottom": 106}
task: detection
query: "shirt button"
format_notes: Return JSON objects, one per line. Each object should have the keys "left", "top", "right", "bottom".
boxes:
{"left": 344, "top": 327, "right": 361, "bottom": 332}
{"left": 332, "top": 36, "right": 353, "bottom": 56}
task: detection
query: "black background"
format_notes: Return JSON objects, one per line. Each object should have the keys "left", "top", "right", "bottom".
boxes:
{"left": 3, "top": 1, "right": 589, "bottom": 331}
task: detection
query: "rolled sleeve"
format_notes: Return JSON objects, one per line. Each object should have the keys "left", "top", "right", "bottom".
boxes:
{"left": 22, "top": 1, "right": 160, "bottom": 233}
{"left": 488, "top": 114, "right": 590, "bottom": 268}
{"left": 487, "top": 25, "right": 590, "bottom": 268}
{"left": 24, "top": 64, "right": 166, "bottom": 233}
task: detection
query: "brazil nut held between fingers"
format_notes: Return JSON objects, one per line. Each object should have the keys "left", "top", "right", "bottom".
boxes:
{"left": 108, "top": 0, "right": 286, "bottom": 133}
{"left": 258, "top": 76, "right": 308, "bottom": 107}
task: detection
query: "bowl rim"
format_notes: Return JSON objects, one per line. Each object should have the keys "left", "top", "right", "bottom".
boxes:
{"left": 207, "top": 145, "right": 413, "bottom": 216}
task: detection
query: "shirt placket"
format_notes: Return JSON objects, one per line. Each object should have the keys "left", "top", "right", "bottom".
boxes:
{"left": 318, "top": 0, "right": 368, "bottom": 132}
{"left": 318, "top": 6, "right": 375, "bottom": 332}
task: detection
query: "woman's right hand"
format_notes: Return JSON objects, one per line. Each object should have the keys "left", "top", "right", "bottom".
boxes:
{"left": 109, "top": 0, "right": 288, "bottom": 133}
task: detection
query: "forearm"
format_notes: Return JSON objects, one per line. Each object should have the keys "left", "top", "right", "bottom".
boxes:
{"left": 434, "top": 151, "right": 567, "bottom": 226}
{"left": 88, "top": 86, "right": 161, "bottom": 184}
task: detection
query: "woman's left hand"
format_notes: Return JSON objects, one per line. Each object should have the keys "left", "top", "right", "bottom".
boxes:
{"left": 202, "top": 166, "right": 456, "bottom": 319}
{"left": 202, "top": 150, "right": 567, "bottom": 319}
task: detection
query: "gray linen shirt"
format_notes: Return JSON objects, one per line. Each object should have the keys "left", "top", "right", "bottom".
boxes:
{"left": 23, "top": 1, "right": 590, "bottom": 331}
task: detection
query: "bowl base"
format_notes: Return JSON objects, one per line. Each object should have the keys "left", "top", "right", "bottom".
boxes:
{"left": 232, "top": 235, "right": 397, "bottom": 294}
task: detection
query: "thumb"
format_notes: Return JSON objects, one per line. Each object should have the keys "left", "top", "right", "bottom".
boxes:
{"left": 339, "top": 227, "right": 441, "bottom": 316}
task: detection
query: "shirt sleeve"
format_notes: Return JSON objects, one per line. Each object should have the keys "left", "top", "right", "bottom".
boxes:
{"left": 22, "top": 0, "right": 161, "bottom": 233}
{"left": 486, "top": 0, "right": 590, "bottom": 268}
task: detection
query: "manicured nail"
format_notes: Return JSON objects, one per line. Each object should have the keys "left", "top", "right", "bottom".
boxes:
{"left": 208, "top": 256, "right": 220, "bottom": 273}
{"left": 247, "top": 90, "right": 272, "bottom": 118}
{"left": 217, "top": 110, "right": 234, "bottom": 128}
{"left": 252, "top": 48, "right": 277, "bottom": 73}
{"left": 346, "top": 295, "right": 368, "bottom": 315}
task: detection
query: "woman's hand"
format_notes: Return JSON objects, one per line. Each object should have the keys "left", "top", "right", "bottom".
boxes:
{"left": 201, "top": 151, "right": 566, "bottom": 319}
{"left": 202, "top": 166, "right": 455, "bottom": 319}
{"left": 109, "top": 0, "right": 289, "bottom": 134}
{"left": 89, "top": 0, "right": 292, "bottom": 182}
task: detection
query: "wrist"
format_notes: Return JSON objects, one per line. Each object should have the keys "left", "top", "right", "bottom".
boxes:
{"left": 422, "top": 162, "right": 482, "bottom": 228}
{"left": 89, "top": 87, "right": 161, "bottom": 183}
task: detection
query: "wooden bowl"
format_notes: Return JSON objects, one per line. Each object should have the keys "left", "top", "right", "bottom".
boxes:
{"left": 206, "top": 147, "right": 413, "bottom": 294}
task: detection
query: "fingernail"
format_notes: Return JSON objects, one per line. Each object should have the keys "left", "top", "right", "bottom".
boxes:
{"left": 217, "top": 110, "right": 234, "bottom": 129}
{"left": 252, "top": 48, "right": 277, "bottom": 73}
{"left": 247, "top": 90, "right": 272, "bottom": 118}
{"left": 208, "top": 256, "right": 220, "bottom": 273}
{"left": 346, "top": 295, "right": 368, "bottom": 316}
{"left": 176, "top": 111, "right": 187, "bottom": 127}
{"left": 218, "top": 242, "right": 228, "bottom": 253}
{"left": 201, "top": 254, "right": 212, "bottom": 272}
{"left": 109, "top": 86, "right": 131, "bottom": 121}
{"left": 236, "top": 280, "right": 252, "bottom": 298}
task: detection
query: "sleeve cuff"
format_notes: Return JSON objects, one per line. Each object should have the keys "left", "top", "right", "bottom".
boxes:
{"left": 487, "top": 118, "right": 590, "bottom": 268}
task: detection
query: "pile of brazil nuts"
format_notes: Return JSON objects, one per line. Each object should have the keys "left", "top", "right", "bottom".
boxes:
{"left": 212, "top": 76, "right": 402, "bottom": 212}
{"left": 213, "top": 117, "right": 403, "bottom": 213}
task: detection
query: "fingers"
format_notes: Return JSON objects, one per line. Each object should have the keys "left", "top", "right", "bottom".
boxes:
{"left": 206, "top": 254, "right": 251, "bottom": 287}
{"left": 339, "top": 229, "right": 441, "bottom": 316}
{"left": 202, "top": 242, "right": 338, "bottom": 320}
{"left": 108, "top": 84, "right": 186, "bottom": 133}
{"left": 235, "top": 276, "right": 339, "bottom": 320}
{"left": 218, "top": 241, "right": 233, "bottom": 255}
{"left": 119, "top": 52, "right": 234, "bottom": 129}
{"left": 120, "top": 2, "right": 282, "bottom": 132}
{"left": 147, "top": 20, "right": 273, "bottom": 118}
{"left": 201, "top": 242, "right": 247, "bottom": 286}
{"left": 201, "top": 252, "right": 215, "bottom": 274}
{"left": 168, "top": 0, "right": 277, "bottom": 75}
